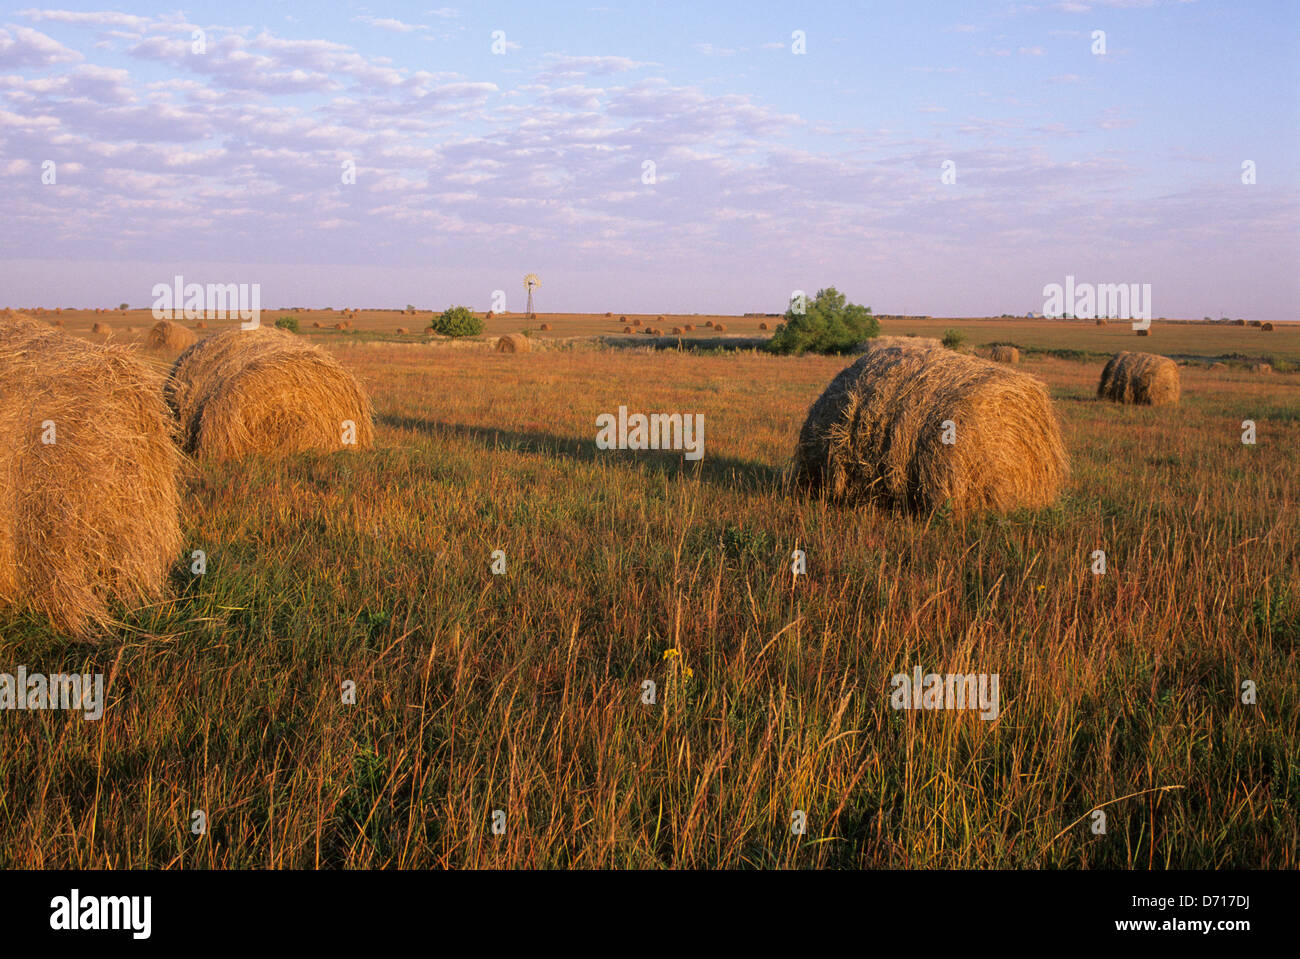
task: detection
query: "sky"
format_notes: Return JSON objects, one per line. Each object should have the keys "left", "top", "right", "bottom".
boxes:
{"left": 1, "top": 0, "right": 1297, "bottom": 319}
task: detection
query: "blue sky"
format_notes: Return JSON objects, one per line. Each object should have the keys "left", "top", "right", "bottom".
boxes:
{"left": 1, "top": 0, "right": 1297, "bottom": 319}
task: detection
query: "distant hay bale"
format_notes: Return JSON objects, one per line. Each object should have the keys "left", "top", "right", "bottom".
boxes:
{"left": 623, "top": 326, "right": 632, "bottom": 333}
{"left": 632, "top": 318, "right": 643, "bottom": 327}
{"left": 92, "top": 321, "right": 112, "bottom": 335}
{"left": 714, "top": 322, "right": 727, "bottom": 332}
{"left": 684, "top": 324, "right": 695, "bottom": 331}
{"left": 794, "top": 343, "right": 1067, "bottom": 515}
{"left": 0, "top": 316, "right": 182, "bottom": 633}
{"left": 1095, "top": 318, "right": 1107, "bottom": 326}
{"left": 989, "top": 345, "right": 1020, "bottom": 364}
{"left": 334, "top": 322, "right": 346, "bottom": 330}
{"left": 487, "top": 311, "right": 495, "bottom": 320}
{"left": 619, "top": 316, "right": 627, "bottom": 323}
{"left": 1135, "top": 328, "right": 1150, "bottom": 336}
{"left": 671, "top": 326, "right": 683, "bottom": 334}
{"left": 657, "top": 316, "right": 664, "bottom": 323}
{"left": 496, "top": 333, "right": 530, "bottom": 353}
{"left": 705, "top": 320, "right": 714, "bottom": 328}
{"left": 1097, "top": 351, "right": 1180, "bottom": 406}
{"left": 195, "top": 321, "right": 206, "bottom": 330}
{"left": 760, "top": 322, "right": 768, "bottom": 330}
{"left": 604, "top": 312, "right": 612, "bottom": 317}
{"left": 539, "top": 323, "right": 551, "bottom": 331}
{"left": 1232, "top": 318, "right": 1246, "bottom": 326}
{"left": 312, "top": 321, "right": 321, "bottom": 328}
{"left": 1209, "top": 362, "right": 1227, "bottom": 370}
{"left": 166, "top": 327, "right": 374, "bottom": 462}
{"left": 146, "top": 319, "right": 197, "bottom": 352}
{"left": 1252, "top": 362, "right": 1273, "bottom": 374}
{"left": 1248, "top": 320, "right": 1262, "bottom": 328}
{"left": 396, "top": 327, "right": 408, "bottom": 335}
{"left": 1260, "top": 322, "right": 1275, "bottom": 331}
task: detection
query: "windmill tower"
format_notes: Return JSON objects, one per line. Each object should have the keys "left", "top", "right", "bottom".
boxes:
{"left": 524, "top": 273, "right": 541, "bottom": 316}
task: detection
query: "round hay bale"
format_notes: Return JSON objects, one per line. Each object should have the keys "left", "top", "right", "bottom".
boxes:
{"left": 1260, "top": 322, "right": 1274, "bottom": 331}
{"left": 1252, "top": 362, "right": 1273, "bottom": 374}
{"left": 794, "top": 343, "right": 1068, "bottom": 515}
{"left": 0, "top": 316, "right": 182, "bottom": 634}
{"left": 487, "top": 311, "right": 495, "bottom": 320}
{"left": 1097, "top": 351, "right": 1180, "bottom": 406}
{"left": 705, "top": 320, "right": 714, "bottom": 328}
{"left": 632, "top": 318, "right": 643, "bottom": 327}
{"left": 1135, "top": 328, "right": 1150, "bottom": 336}
{"left": 623, "top": 326, "right": 632, "bottom": 333}
{"left": 605, "top": 312, "right": 613, "bottom": 317}
{"left": 671, "top": 326, "right": 683, "bottom": 335}
{"left": 1095, "top": 318, "right": 1107, "bottom": 326}
{"left": 760, "top": 322, "right": 768, "bottom": 330}
{"left": 684, "top": 324, "right": 695, "bottom": 332}
{"left": 989, "top": 345, "right": 1020, "bottom": 364}
{"left": 146, "top": 319, "right": 197, "bottom": 352}
{"left": 656, "top": 316, "right": 665, "bottom": 323}
{"left": 1231, "top": 318, "right": 1246, "bottom": 326}
{"left": 92, "top": 321, "right": 112, "bottom": 335}
{"left": 713, "top": 322, "right": 727, "bottom": 332}
{"left": 334, "top": 322, "right": 346, "bottom": 330}
{"left": 195, "top": 321, "right": 207, "bottom": 330}
{"left": 166, "top": 327, "right": 374, "bottom": 462}
{"left": 312, "top": 321, "right": 321, "bottom": 328}
{"left": 396, "top": 327, "right": 408, "bottom": 335}
{"left": 619, "top": 316, "right": 627, "bottom": 323}
{"left": 1248, "top": 320, "right": 1262, "bottom": 328}
{"left": 539, "top": 323, "right": 551, "bottom": 331}
{"left": 496, "top": 333, "right": 531, "bottom": 353}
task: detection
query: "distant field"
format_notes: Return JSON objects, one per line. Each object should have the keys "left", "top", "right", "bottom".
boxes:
{"left": 2, "top": 316, "right": 1296, "bottom": 868}
{"left": 20, "top": 307, "right": 1300, "bottom": 368}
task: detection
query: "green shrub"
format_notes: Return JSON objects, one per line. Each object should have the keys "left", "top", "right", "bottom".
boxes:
{"left": 764, "top": 287, "right": 877, "bottom": 355}
{"left": 942, "top": 328, "right": 965, "bottom": 350}
{"left": 430, "top": 305, "right": 483, "bottom": 338}
{"left": 275, "top": 315, "right": 299, "bottom": 333}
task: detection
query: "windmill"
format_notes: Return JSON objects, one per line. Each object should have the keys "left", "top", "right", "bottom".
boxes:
{"left": 524, "top": 273, "right": 541, "bottom": 316}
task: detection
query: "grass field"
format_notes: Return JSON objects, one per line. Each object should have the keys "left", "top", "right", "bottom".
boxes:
{"left": 1, "top": 314, "right": 1297, "bottom": 868}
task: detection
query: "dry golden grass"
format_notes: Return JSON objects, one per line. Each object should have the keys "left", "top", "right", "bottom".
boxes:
{"left": 0, "top": 315, "right": 182, "bottom": 634}
{"left": 795, "top": 343, "right": 1068, "bottom": 514}
{"left": 1098, "top": 351, "right": 1180, "bottom": 406}
{"left": 166, "top": 327, "right": 374, "bottom": 462}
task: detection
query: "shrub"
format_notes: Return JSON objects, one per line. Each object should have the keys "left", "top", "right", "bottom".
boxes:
{"left": 430, "top": 306, "right": 483, "bottom": 338}
{"left": 942, "top": 328, "right": 965, "bottom": 350}
{"left": 765, "top": 287, "right": 878, "bottom": 355}
{"left": 118, "top": 303, "right": 129, "bottom": 311}
{"left": 275, "top": 315, "right": 299, "bottom": 333}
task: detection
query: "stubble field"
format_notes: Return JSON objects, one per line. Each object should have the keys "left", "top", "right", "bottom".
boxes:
{"left": 1, "top": 313, "right": 1297, "bottom": 868}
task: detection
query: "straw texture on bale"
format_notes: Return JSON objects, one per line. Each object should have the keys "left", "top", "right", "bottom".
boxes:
{"left": 166, "top": 327, "right": 374, "bottom": 462}
{"left": 146, "top": 319, "right": 197, "bottom": 352}
{"left": 0, "top": 316, "right": 182, "bottom": 633}
{"left": 1097, "top": 351, "right": 1180, "bottom": 406}
{"left": 92, "top": 321, "right": 112, "bottom": 335}
{"left": 860, "top": 335, "right": 943, "bottom": 352}
{"left": 794, "top": 343, "right": 1068, "bottom": 515}
{"left": 989, "top": 345, "right": 1020, "bottom": 364}
{"left": 496, "top": 333, "right": 531, "bottom": 353}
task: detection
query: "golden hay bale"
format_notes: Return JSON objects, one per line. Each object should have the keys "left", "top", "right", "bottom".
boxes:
{"left": 1260, "top": 322, "right": 1275, "bottom": 331}
{"left": 496, "top": 333, "right": 531, "bottom": 353}
{"left": 1097, "top": 351, "right": 1180, "bottom": 406}
{"left": 604, "top": 312, "right": 613, "bottom": 317}
{"left": 760, "top": 322, "right": 768, "bottom": 330}
{"left": 146, "top": 319, "right": 197, "bottom": 352}
{"left": 334, "top": 322, "right": 346, "bottom": 330}
{"left": 863, "top": 335, "right": 944, "bottom": 352}
{"left": 619, "top": 316, "right": 627, "bottom": 323}
{"left": 671, "top": 326, "right": 683, "bottom": 335}
{"left": 1232, "top": 318, "right": 1246, "bottom": 326}
{"left": 656, "top": 316, "right": 665, "bottom": 323}
{"left": 396, "top": 327, "right": 408, "bottom": 335}
{"left": 312, "top": 321, "right": 322, "bottom": 328}
{"left": 539, "top": 323, "right": 551, "bottom": 331}
{"left": 487, "top": 311, "right": 495, "bottom": 320}
{"left": 623, "top": 326, "right": 632, "bottom": 333}
{"left": 705, "top": 320, "right": 714, "bottom": 328}
{"left": 1135, "top": 328, "right": 1150, "bottom": 336}
{"left": 195, "top": 321, "right": 207, "bottom": 330}
{"left": 684, "top": 324, "right": 695, "bottom": 332}
{"left": 794, "top": 343, "right": 1067, "bottom": 515}
{"left": 632, "top": 318, "right": 643, "bottom": 327}
{"left": 0, "top": 316, "right": 182, "bottom": 633}
{"left": 1252, "top": 362, "right": 1273, "bottom": 374}
{"left": 713, "top": 322, "right": 727, "bottom": 332}
{"left": 92, "top": 321, "right": 112, "bottom": 335}
{"left": 166, "top": 327, "right": 374, "bottom": 462}
{"left": 989, "top": 345, "right": 1020, "bottom": 364}
{"left": 1095, "top": 318, "right": 1107, "bottom": 326}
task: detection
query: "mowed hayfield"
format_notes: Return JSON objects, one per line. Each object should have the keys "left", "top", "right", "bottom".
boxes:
{"left": 1, "top": 316, "right": 1298, "bottom": 868}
